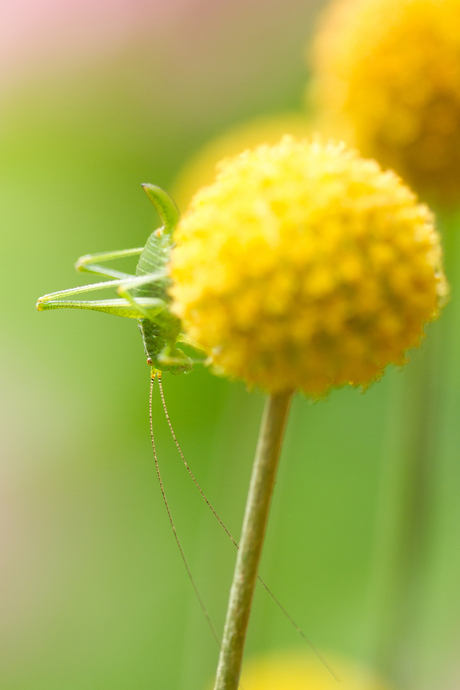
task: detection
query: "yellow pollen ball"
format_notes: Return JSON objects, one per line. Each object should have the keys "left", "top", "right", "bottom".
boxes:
{"left": 170, "top": 137, "right": 447, "bottom": 396}
{"left": 235, "top": 651, "right": 392, "bottom": 690}
{"left": 311, "top": 0, "right": 460, "bottom": 203}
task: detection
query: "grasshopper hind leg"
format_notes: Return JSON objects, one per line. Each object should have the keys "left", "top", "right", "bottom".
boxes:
{"left": 75, "top": 247, "right": 144, "bottom": 280}
{"left": 37, "top": 271, "right": 168, "bottom": 320}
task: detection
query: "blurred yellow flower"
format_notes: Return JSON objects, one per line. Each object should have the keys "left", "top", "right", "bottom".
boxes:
{"left": 311, "top": 0, "right": 460, "bottom": 203}
{"left": 171, "top": 136, "right": 447, "bottom": 396}
{"left": 235, "top": 650, "right": 390, "bottom": 689}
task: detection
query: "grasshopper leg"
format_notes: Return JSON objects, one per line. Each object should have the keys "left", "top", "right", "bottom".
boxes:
{"left": 37, "top": 271, "right": 168, "bottom": 321}
{"left": 76, "top": 247, "right": 145, "bottom": 280}
{"left": 37, "top": 271, "right": 166, "bottom": 304}
{"left": 116, "top": 273, "right": 169, "bottom": 321}
{"left": 37, "top": 298, "right": 161, "bottom": 319}
{"left": 156, "top": 346, "right": 203, "bottom": 368}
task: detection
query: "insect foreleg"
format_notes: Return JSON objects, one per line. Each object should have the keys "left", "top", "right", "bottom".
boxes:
{"left": 176, "top": 333, "right": 208, "bottom": 354}
{"left": 156, "top": 348, "right": 197, "bottom": 367}
{"left": 76, "top": 247, "right": 145, "bottom": 280}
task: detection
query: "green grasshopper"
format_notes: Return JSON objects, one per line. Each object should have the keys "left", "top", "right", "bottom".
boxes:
{"left": 37, "top": 183, "right": 222, "bottom": 640}
{"left": 37, "top": 184, "right": 194, "bottom": 374}
{"left": 36, "top": 184, "right": 335, "bottom": 677}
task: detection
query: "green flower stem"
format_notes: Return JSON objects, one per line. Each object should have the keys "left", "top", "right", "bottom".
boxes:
{"left": 368, "top": 212, "right": 456, "bottom": 686}
{"left": 368, "top": 335, "right": 440, "bottom": 684}
{"left": 213, "top": 389, "right": 293, "bottom": 690}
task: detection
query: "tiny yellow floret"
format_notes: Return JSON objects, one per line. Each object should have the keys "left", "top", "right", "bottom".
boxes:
{"left": 311, "top": 0, "right": 460, "bottom": 202}
{"left": 170, "top": 137, "right": 447, "bottom": 396}
{"left": 236, "top": 650, "right": 391, "bottom": 690}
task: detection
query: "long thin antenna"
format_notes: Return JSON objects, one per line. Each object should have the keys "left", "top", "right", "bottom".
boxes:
{"left": 149, "top": 372, "right": 221, "bottom": 648}
{"left": 157, "top": 374, "right": 340, "bottom": 683}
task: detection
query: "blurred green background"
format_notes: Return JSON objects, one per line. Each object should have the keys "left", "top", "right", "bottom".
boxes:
{"left": 2, "top": 1, "right": 460, "bottom": 688}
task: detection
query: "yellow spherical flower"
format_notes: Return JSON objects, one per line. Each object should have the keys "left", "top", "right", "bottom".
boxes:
{"left": 170, "top": 136, "right": 446, "bottom": 396}
{"left": 311, "top": 0, "right": 460, "bottom": 203}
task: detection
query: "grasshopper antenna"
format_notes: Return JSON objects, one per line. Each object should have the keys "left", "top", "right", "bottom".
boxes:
{"left": 149, "top": 371, "right": 221, "bottom": 648}
{"left": 157, "top": 375, "right": 340, "bottom": 682}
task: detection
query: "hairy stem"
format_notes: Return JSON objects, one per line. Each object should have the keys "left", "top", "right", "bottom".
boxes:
{"left": 213, "top": 390, "right": 293, "bottom": 690}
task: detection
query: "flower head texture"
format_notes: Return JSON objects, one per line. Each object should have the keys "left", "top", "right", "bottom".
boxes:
{"left": 171, "top": 137, "right": 447, "bottom": 396}
{"left": 311, "top": 0, "right": 460, "bottom": 202}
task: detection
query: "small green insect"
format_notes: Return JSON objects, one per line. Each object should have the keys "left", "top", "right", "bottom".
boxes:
{"left": 37, "top": 183, "right": 221, "bottom": 639}
{"left": 36, "top": 184, "right": 336, "bottom": 678}
{"left": 37, "top": 184, "right": 195, "bottom": 375}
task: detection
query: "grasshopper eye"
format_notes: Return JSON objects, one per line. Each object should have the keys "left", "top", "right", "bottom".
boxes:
{"left": 147, "top": 357, "right": 153, "bottom": 365}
